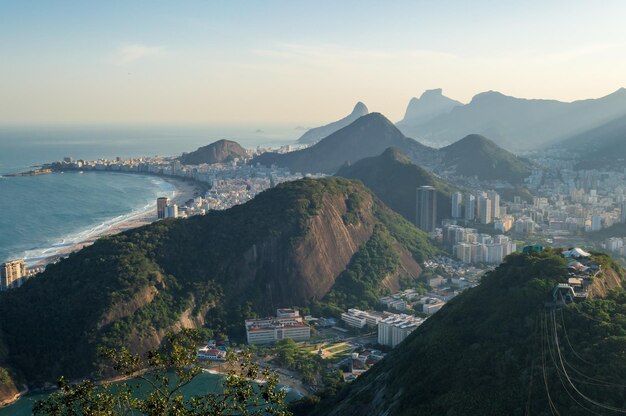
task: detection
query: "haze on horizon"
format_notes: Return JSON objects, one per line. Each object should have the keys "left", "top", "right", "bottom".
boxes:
{"left": 2, "top": 0, "right": 626, "bottom": 125}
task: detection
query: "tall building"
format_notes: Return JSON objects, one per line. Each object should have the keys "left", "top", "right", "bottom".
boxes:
{"left": 621, "top": 202, "right": 626, "bottom": 223}
{"left": 465, "top": 194, "right": 476, "bottom": 221}
{"left": 1, "top": 259, "right": 26, "bottom": 291}
{"left": 487, "top": 190, "right": 500, "bottom": 219}
{"left": 478, "top": 195, "right": 492, "bottom": 224}
{"left": 165, "top": 204, "right": 178, "bottom": 219}
{"left": 416, "top": 186, "right": 437, "bottom": 232}
{"left": 377, "top": 314, "right": 424, "bottom": 348}
{"left": 451, "top": 192, "right": 463, "bottom": 219}
{"left": 591, "top": 215, "right": 602, "bottom": 231}
{"left": 157, "top": 197, "right": 170, "bottom": 219}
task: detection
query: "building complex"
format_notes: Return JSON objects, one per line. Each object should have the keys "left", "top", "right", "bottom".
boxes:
{"left": 245, "top": 309, "right": 311, "bottom": 345}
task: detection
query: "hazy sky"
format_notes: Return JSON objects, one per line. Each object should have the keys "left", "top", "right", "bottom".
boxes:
{"left": 2, "top": 0, "right": 626, "bottom": 125}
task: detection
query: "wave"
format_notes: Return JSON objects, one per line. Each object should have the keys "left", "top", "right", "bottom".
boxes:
{"left": 22, "top": 174, "right": 177, "bottom": 265}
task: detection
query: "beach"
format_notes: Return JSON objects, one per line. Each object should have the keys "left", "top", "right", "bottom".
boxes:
{"left": 27, "top": 175, "right": 204, "bottom": 268}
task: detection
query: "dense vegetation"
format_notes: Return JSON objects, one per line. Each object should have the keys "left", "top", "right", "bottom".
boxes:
{"left": 178, "top": 139, "right": 248, "bottom": 165}
{"left": 0, "top": 177, "right": 437, "bottom": 388}
{"left": 336, "top": 147, "right": 460, "bottom": 224}
{"left": 439, "top": 134, "right": 533, "bottom": 183}
{"left": 309, "top": 250, "right": 626, "bottom": 416}
{"left": 34, "top": 330, "right": 291, "bottom": 416}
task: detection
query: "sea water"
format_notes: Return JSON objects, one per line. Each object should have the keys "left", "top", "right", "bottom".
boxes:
{"left": 0, "top": 124, "right": 295, "bottom": 265}
{"left": 0, "top": 371, "right": 303, "bottom": 415}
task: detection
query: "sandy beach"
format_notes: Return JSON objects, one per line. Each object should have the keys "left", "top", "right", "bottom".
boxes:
{"left": 28, "top": 175, "right": 205, "bottom": 268}
{"left": 201, "top": 361, "right": 308, "bottom": 399}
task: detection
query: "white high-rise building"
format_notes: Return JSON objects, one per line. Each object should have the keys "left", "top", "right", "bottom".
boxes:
{"left": 165, "top": 204, "right": 179, "bottom": 219}
{"left": 487, "top": 190, "right": 500, "bottom": 219}
{"left": 465, "top": 194, "right": 476, "bottom": 221}
{"left": 478, "top": 195, "right": 492, "bottom": 224}
{"left": 452, "top": 192, "right": 463, "bottom": 219}
{"left": 377, "top": 314, "right": 424, "bottom": 348}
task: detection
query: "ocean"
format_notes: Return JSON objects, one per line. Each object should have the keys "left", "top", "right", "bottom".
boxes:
{"left": 0, "top": 124, "right": 296, "bottom": 265}
{"left": 0, "top": 371, "right": 303, "bottom": 415}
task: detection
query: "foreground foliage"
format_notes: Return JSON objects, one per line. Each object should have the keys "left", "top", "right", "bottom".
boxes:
{"left": 34, "top": 330, "right": 291, "bottom": 416}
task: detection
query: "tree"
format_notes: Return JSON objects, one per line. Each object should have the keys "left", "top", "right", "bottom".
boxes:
{"left": 33, "top": 329, "right": 292, "bottom": 416}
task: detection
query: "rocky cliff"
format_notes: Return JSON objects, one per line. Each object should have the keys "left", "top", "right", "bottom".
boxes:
{"left": 0, "top": 177, "right": 437, "bottom": 389}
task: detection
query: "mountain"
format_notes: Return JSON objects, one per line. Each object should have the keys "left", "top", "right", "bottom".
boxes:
{"left": 397, "top": 89, "right": 462, "bottom": 127}
{"left": 311, "top": 249, "right": 626, "bottom": 416}
{"left": 438, "top": 134, "right": 533, "bottom": 183}
{"left": 396, "top": 88, "right": 626, "bottom": 150}
{"left": 0, "top": 177, "right": 437, "bottom": 390}
{"left": 178, "top": 139, "right": 248, "bottom": 165}
{"left": 557, "top": 114, "right": 626, "bottom": 169}
{"left": 252, "top": 113, "right": 436, "bottom": 174}
{"left": 297, "top": 102, "right": 369, "bottom": 144}
{"left": 336, "top": 147, "right": 460, "bottom": 225}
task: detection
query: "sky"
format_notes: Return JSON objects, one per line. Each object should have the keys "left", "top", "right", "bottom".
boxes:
{"left": 2, "top": 0, "right": 626, "bottom": 125}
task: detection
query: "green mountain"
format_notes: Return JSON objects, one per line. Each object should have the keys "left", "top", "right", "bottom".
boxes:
{"left": 0, "top": 178, "right": 437, "bottom": 390}
{"left": 178, "top": 139, "right": 248, "bottom": 165}
{"left": 297, "top": 102, "right": 369, "bottom": 144}
{"left": 336, "top": 147, "right": 460, "bottom": 225}
{"left": 557, "top": 114, "right": 626, "bottom": 169}
{"left": 397, "top": 88, "right": 626, "bottom": 150}
{"left": 438, "top": 134, "right": 533, "bottom": 183}
{"left": 252, "top": 113, "right": 436, "bottom": 174}
{"left": 310, "top": 249, "right": 626, "bottom": 416}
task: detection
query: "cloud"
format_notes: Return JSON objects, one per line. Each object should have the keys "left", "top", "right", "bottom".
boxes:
{"left": 114, "top": 44, "right": 164, "bottom": 65}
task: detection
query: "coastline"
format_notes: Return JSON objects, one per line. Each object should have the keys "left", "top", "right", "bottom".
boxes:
{"left": 26, "top": 174, "right": 204, "bottom": 268}
{"left": 202, "top": 363, "right": 308, "bottom": 399}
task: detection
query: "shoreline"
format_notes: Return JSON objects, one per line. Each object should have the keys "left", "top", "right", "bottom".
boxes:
{"left": 201, "top": 363, "right": 308, "bottom": 399}
{"left": 24, "top": 173, "right": 204, "bottom": 269}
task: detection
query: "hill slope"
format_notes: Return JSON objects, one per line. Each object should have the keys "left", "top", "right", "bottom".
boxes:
{"left": 312, "top": 250, "right": 626, "bottom": 416}
{"left": 178, "top": 139, "right": 248, "bottom": 165}
{"left": 336, "top": 147, "right": 460, "bottom": 224}
{"left": 0, "top": 177, "right": 437, "bottom": 389}
{"left": 252, "top": 113, "right": 436, "bottom": 174}
{"left": 438, "top": 134, "right": 533, "bottom": 183}
{"left": 557, "top": 114, "right": 626, "bottom": 169}
{"left": 397, "top": 88, "right": 462, "bottom": 127}
{"left": 397, "top": 88, "right": 626, "bottom": 150}
{"left": 297, "top": 102, "right": 369, "bottom": 144}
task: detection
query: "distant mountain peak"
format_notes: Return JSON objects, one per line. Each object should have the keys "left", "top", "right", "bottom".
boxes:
{"left": 297, "top": 101, "right": 369, "bottom": 144}
{"left": 470, "top": 90, "right": 510, "bottom": 103}
{"left": 381, "top": 146, "right": 411, "bottom": 163}
{"left": 179, "top": 139, "right": 248, "bottom": 165}
{"left": 399, "top": 88, "right": 462, "bottom": 126}
{"left": 352, "top": 101, "right": 368, "bottom": 115}
{"left": 253, "top": 112, "right": 434, "bottom": 174}
{"left": 420, "top": 88, "right": 444, "bottom": 98}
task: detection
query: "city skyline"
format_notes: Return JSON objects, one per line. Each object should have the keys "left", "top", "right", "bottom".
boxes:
{"left": 2, "top": 1, "right": 626, "bottom": 124}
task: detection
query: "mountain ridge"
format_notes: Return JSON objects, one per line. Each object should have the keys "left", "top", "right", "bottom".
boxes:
{"left": 396, "top": 88, "right": 626, "bottom": 150}
{"left": 336, "top": 147, "right": 460, "bottom": 224}
{"left": 178, "top": 139, "right": 248, "bottom": 165}
{"left": 253, "top": 113, "right": 436, "bottom": 174}
{"left": 438, "top": 134, "right": 533, "bottom": 183}
{"left": 310, "top": 249, "right": 626, "bottom": 416}
{"left": 398, "top": 89, "right": 462, "bottom": 126}
{"left": 297, "top": 102, "right": 369, "bottom": 144}
{"left": 0, "top": 177, "right": 437, "bottom": 391}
